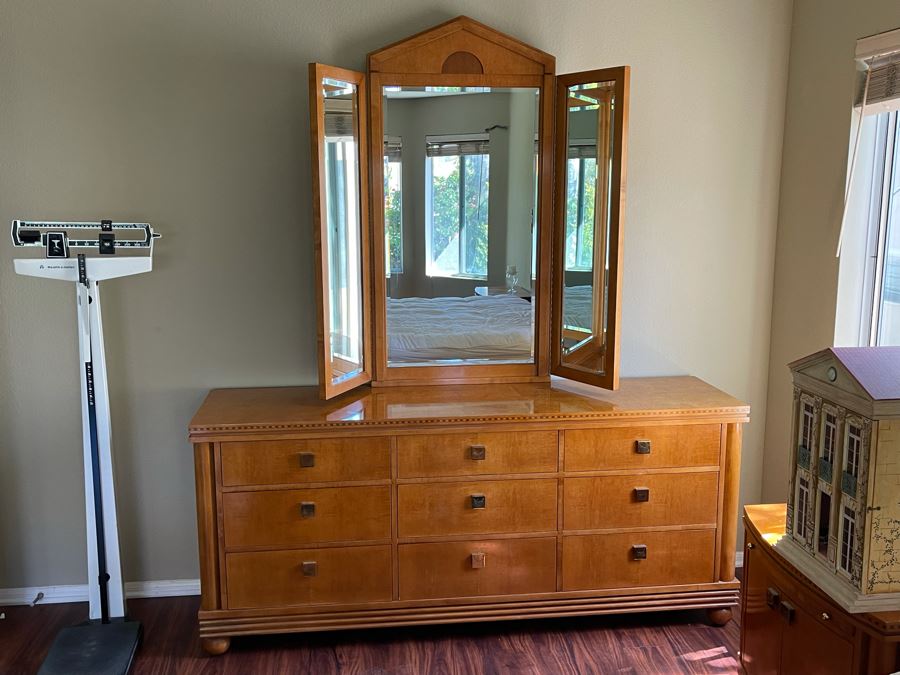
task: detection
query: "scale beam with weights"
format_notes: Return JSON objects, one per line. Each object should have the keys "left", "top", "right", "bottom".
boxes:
{"left": 11, "top": 219, "right": 161, "bottom": 675}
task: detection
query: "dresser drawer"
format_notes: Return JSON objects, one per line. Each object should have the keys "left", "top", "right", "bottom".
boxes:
{"left": 399, "top": 537, "right": 557, "bottom": 600}
{"left": 220, "top": 437, "right": 391, "bottom": 486}
{"left": 564, "top": 424, "right": 720, "bottom": 471}
{"left": 564, "top": 472, "right": 718, "bottom": 530}
{"left": 226, "top": 545, "right": 392, "bottom": 609}
{"left": 397, "top": 431, "right": 557, "bottom": 478}
{"left": 562, "top": 530, "right": 715, "bottom": 590}
{"left": 398, "top": 479, "right": 557, "bottom": 537}
{"left": 223, "top": 486, "right": 391, "bottom": 548}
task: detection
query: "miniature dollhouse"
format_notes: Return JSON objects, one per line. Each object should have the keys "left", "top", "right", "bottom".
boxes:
{"left": 779, "top": 346, "right": 900, "bottom": 612}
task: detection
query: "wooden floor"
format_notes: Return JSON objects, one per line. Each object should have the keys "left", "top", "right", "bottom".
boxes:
{"left": 0, "top": 596, "right": 741, "bottom": 674}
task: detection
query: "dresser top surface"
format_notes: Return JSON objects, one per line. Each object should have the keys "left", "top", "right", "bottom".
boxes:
{"left": 189, "top": 376, "right": 748, "bottom": 438}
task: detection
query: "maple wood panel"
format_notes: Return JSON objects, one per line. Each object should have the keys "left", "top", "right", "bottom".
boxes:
{"left": 221, "top": 437, "right": 391, "bottom": 486}
{"left": 562, "top": 530, "right": 716, "bottom": 591}
{"left": 564, "top": 424, "right": 721, "bottom": 472}
{"left": 397, "top": 431, "right": 557, "bottom": 478}
{"left": 398, "top": 537, "right": 557, "bottom": 600}
{"left": 226, "top": 545, "right": 392, "bottom": 609}
{"left": 222, "top": 486, "right": 391, "bottom": 549}
{"left": 397, "top": 479, "right": 557, "bottom": 537}
{"left": 563, "top": 472, "right": 719, "bottom": 530}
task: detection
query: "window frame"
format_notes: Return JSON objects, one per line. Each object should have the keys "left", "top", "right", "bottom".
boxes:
{"left": 839, "top": 505, "right": 856, "bottom": 576}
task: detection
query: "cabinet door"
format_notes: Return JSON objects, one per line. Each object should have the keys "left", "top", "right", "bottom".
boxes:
{"left": 779, "top": 601, "right": 853, "bottom": 675}
{"left": 551, "top": 67, "right": 628, "bottom": 390}
{"left": 740, "top": 541, "right": 783, "bottom": 675}
{"left": 308, "top": 64, "right": 372, "bottom": 399}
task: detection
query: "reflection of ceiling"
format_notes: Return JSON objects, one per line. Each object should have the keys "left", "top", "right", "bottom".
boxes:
{"left": 383, "top": 87, "right": 538, "bottom": 100}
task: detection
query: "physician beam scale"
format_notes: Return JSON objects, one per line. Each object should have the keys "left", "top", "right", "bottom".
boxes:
{"left": 12, "top": 219, "right": 161, "bottom": 675}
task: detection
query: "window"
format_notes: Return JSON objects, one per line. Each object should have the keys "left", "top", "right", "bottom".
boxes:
{"left": 383, "top": 136, "right": 403, "bottom": 275}
{"left": 801, "top": 402, "right": 815, "bottom": 450}
{"left": 795, "top": 476, "right": 809, "bottom": 539}
{"left": 564, "top": 146, "right": 598, "bottom": 271}
{"left": 425, "top": 135, "right": 490, "bottom": 279}
{"left": 822, "top": 412, "right": 837, "bottom": 464}
{"left": 840, "top": 506, "right": 856, "bottom": 574}
{"left": 845, "top": 424, "right": 862, "bottom": 478}
{"left": 818, "top": 491, "right": 832, "bottom": 557}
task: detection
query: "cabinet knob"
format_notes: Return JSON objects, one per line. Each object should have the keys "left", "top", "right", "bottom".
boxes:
{"left": 301, "top": 561, "right": 318, "bottom": 577}
{"left": 747, "top": 542, "right": 755, "bottom": 549}
{"left": 633, "top": 487, "right": 650, "bottom": 502}
{"left": 299, "top": 452, "right": 315, "bottom": 468}
{"left": 635, "top": 440, "right": 651, "bottom": 454}
{"left": 470, "top": 494, "right": 486, "bottom": 510}
{"left": 300, "top": 501, "right": 316, "bottom": 518}
{"left": 821, "top": 612, "right": 831, "bottom": 621}
{"left": 631, "top": 544, "right": 648, "bottom": 560}
{"left": 471, "top": 552, "right": 486, "bottom": 569}
{"left": 469, "top": 444, "right": 486, "bottom": 461}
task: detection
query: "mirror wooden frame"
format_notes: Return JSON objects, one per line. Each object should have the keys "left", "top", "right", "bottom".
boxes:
{"left": 309, "top": 17, "right": 629, "bottom": 399}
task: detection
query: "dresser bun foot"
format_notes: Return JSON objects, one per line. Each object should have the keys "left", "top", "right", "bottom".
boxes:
{"left": 201, "top": 637, "right": 231, "bottom": 655}
{"left": 706, "top": 607, "right": 733, "bottom": 627}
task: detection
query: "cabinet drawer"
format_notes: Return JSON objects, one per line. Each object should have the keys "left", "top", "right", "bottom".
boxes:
{"left": 562, "top": 530, "right": 715, "bottom": 590}
{"left": 226, "top": 545, "right": 392, "bottom": 609}
{"left": 398, "top": 479, "right": 557, "bottom": 537}
{"left": 564, "top": 472, "right": 718, "bottom": 530}
{"left": 223, "top": 486, "right": 391, "bottom": 548}
{"left": 399, "top": 537, "right": 557, "bottom": 600}
{"left": 220, "top": 437, "right": 391, "bottom": 486}
{"left": 564, "top": 425, "right": 720, "bottom": 471}
{"left": 397, "top": 431, "right": 557, "bottom": 478}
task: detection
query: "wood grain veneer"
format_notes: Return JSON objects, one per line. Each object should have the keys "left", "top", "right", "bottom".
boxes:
{"left": 398, "top": 479, "right": 557, "bottom": 537}
{"left": 398, "top": 537, "right": 557, "bottom": 600}
{"left": 223, "top": 486, "right": 391, "bottom": 549}
{"left": 221, "top": 437, "right": 391, "bottom": 486}
{"left": 190, "top": 377, "right": 748, "bottom": 654}
{"left": 397, "top": 431, "right": 557, "bottom": 478}
{"left": 562, "top": 530, "right": 716, "bottom": 591}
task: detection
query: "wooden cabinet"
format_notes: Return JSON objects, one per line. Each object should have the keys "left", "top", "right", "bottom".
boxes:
{"left": 741, "top": 504, "right": 900, "bottom": 675}
{"left": 190, "top": 376, "right": 748, "bottom": 654}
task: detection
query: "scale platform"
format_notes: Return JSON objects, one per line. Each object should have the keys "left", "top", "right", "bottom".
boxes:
{"left": 38, "top": 620, "right": 142, "bottom": 675}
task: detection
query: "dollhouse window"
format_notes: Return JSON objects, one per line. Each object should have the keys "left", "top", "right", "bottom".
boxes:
{"left": 822, "top": 412, "right": 836, "bottom": 463}
{"left": 817, "top": 492, "right": 832, "bottom": 557}
{"left": 839, "top": 506, "right": 855, "bottom": 574}
{"left": 800, "top": 402, "right": 814, "bottom": 451}
{"left": 845, "top": 425, "right": 861, "bottom": 478}
{"left": 795, "top": 476, "right": 809, "bottom": 539}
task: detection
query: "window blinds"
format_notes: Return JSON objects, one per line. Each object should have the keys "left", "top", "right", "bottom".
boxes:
{"left": 425, "top": 134, "right": 489, "bottom": 157}
{"left": 383, "top": 136, "right": 402, "bottom": 161}
{"left": 324, "top": 99, "right": 355, "bottom": 138}
{"left": 856, "top": 55, "right": 900, "bottom": 114}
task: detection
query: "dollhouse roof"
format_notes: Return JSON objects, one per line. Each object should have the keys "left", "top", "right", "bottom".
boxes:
{"left": 830, "top": 347, "right": 900, "bottom": 400}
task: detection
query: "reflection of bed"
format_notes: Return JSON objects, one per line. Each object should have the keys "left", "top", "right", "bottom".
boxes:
{"left": 563, "top": 285, "right": 593, "bottom": 331}
{"left": 387, "top": 294, "right": 534, "bottom": 363}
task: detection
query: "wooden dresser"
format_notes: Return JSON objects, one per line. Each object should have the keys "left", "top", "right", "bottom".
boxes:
{"left": 741, "top": 504, "right": 900, "bottom": 674}
{"left": 189, "top": 376, "right": 748, "bottom": 654}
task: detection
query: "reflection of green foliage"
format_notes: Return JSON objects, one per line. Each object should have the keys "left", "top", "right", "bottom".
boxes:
{"left": 564, "top": 157, "right": 597, "bottom": 270}
{"left": 430, "top": 154, "right": 489, "bottom": 276}
{"left": 384, "top": 160, "right": 402, "bottom": 273}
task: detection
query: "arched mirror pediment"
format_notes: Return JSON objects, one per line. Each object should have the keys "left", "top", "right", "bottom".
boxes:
{"left": 309, "top": 16, "right": 628, "bottom": 398}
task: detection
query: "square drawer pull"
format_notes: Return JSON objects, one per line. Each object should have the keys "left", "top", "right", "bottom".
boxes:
{"left": 633, "top": 487, "right": 650, "bottom": 502}
{"left": 298, "top": 452, "right": 315, "bottom": 468}
{"left": 766, "top": 587, "right": 780, "bottom": 609}
{"left": 470, "top": 552, "right": 486, "bottom": 569}
{"left": 469, "top": 444, "right": 486, "bottom": 461}
{"left": 635, "top": 440, "right": 651, "bottom": 454}
{"left": 470, "top": 494, "right": 486, "bottom": 510}
{"left": 299, "top": 501, "right": 316, "bottom": 518}
{"left": 301, "top": 561, "right": 318, "bottom": 577}
{"left": 779, "top": 601, "right": 795, "bottom": 624}
{"left": 631, "top": 544, "right": 648, "bottom": 560}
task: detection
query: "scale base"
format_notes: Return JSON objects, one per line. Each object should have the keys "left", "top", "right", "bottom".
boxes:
{"left": 38, "top": 619, "right": 142, "bottom": 675}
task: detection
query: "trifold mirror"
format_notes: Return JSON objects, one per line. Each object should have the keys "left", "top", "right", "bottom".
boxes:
{"left": 309, "top": 16, "right": 628, "bottom": 399}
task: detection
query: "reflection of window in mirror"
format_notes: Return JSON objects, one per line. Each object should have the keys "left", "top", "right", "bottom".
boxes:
{"left": 383, "top": 135, "right": 403, "bottom": 277}
{"left": 426, "top": 135, "right": 490, "bottom": 279}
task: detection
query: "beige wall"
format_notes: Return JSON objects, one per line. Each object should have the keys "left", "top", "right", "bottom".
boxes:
{"left": 762, "top": 0, "right": 900, "bottom": 504}
{"left": 0, "top": 0, "right": 791, "bottom": 589}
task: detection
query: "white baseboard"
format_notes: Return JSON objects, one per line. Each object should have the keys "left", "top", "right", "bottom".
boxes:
{"left": 2, "top": 551, "right": 745, "bottom": 607}
{"left": 0, "top": 579, "right": 200, "bottom": 607}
